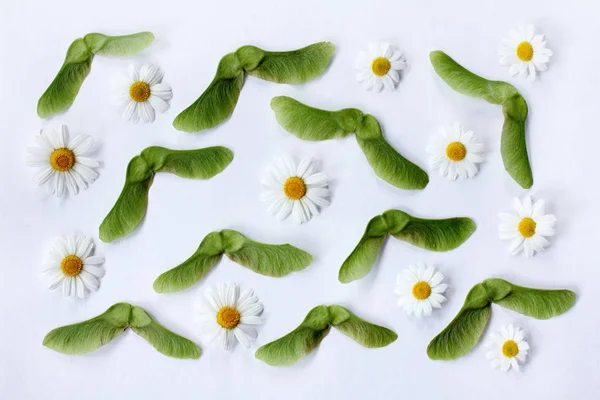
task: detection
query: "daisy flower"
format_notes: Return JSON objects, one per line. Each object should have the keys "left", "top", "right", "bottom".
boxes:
{"left": 426, "top": 123, "right": 484, "bottom": 180}
{"left": 196, "top": 283, "right": 264, "bottom": 350}
{"left": 261, "top": 156, "right": 330, "bottom": 224}
{"left": 395, "top": 263, "right": 448, "bottom": 317}
{"left": 113, "top": 64, "right": 173, "bottom": 123}
{"left": 355, "top": 43, "right": 407, "bottom": 92}
{"left": 485, "top": 324, "right": 530, "bottom": 372}
{"left": 499, "top": 25, "right": 553, "bottom": 81}
{"left": 26, "top": 125, "right": 100, "bottom": 197}
{"left": 498, "top": 195, "right": 557, "bottom": 257}
{"left": 41, "top": 235, "right": 106, "bottom": 299}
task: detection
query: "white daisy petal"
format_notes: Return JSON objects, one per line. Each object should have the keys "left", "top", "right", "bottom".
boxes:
{"left": 46, "top": 269, "right": 66, "bottom": 289}
{"left": 79, "top": 271, "right": 100, "bottom": 292}
{"left": 62, "top": 278, "right": 74, "bottom": 298}
{"left": 122, "top": 101, "right": 138, "bottom": 122}
{"left": 32, "top": 167, "right": 55, "bottom": 186}
{"left": 139, "top": 64, "right": 164, "bottom": 86}
{"left": 148, "top": 95, "right": 170, "bottom": 114}
{"left": 139, "top": 101, "right": 156, "bottom": 123}
{"left": 75, "top": 236, "right": 94, "bottom": 258}
{"left": 71, "top": 135, "right": 95, "bottom": 156}
{"left": 233, "top": 327, "right": 252, "bottom": 348}
{"left": 276, "top": 199, "right": 293, "bottom": 220}
{"left": 150, "top": 83, "right": 173, "bottom": 100}
{"left": 296, "top": 157, "right": 314, "bottom": 177}
{"left": 301, "top": 197, "right": 320, "bottom": 217}
{"left": 128, "top": 64, "right": 139, "bottom": 81}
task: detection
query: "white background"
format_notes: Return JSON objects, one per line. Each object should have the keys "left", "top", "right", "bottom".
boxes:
{"left": 0, "top": 0, "right": 597, "bottom": 398}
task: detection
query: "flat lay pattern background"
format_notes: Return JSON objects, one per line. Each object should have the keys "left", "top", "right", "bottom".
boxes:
{"left": 0, "top": 0, "right": 597, "bottom": 398}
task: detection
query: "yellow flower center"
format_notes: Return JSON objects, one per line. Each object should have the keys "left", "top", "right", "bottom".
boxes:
{"left": 518, "top": 217, "right": 536, "bottom": 238}
{"left": 129, "top": 81, "right": 151, "bottom": 102}
{"left": 283, "top": 176, "right": 307, "bottom": 200}
{"left": 371, "top": 57, "right": 391, "bottom": 77}
{"left": 216, "top": 306, "right": 241, "bottom": 329}
{"left": 516, "top": 41, "right": 534, "bottom": 62}
{"left": 446, "top": 141, "right": 467, "bottom": 161}
{"left": 60, "top": 255, "right": 83, "bottom": 277}
{"left": 412, "top": 281, "right": 432, "bottom": 300}
{"left": 49, "top": 148, "right": 76, "bottom": 172}
{"left": 502, "top": 340, "right": 519, "bottom": 358}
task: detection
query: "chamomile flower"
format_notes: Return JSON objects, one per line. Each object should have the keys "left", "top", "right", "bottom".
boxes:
{"left": 261, "top": 156, "right": 330, "bottom": 224}
{"left": 498, "top": 195, "right": 556, "bottom": 257}
{"left": 355, "top": 43, "right": 407, "bottom": 92}
{"left": 195, "top": 283, "right": 264, "bottom": 350}
{"left": 41, "top": 235, "right": 106, "bottom": 299}
{"left": 485, "top": 324, "right": 530, "bottom": 372}
{"left": 395, "top": 263, "right": 448, "bottom": 317}
{"left": 113, "top": 64, "right": 173, "bottom": 123}
{"left": 499, "top": 25, "right": 552, "bottom": 81}
{"left": 426, "top": 123, "right": 484, "bottom": 180}
{"left": 26, "top": 125, "right": 100, "bottom": 197}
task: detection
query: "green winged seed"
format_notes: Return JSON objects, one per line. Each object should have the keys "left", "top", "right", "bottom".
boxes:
{"left": 271, "top": 96, "right": 428, "bottom": 190}
{"left": 173, "top": 42, "right": 334, "bottom": 132}
{"left": 427, "top": 278, "right": 576, "bottom": 360}
{"left": 153, "top": 229, "right": 312, "bottom": 293}
{"left": 99, "top": 146, "right": 233, "bottom": 243}
{"left": 339, "top": 209, "right": 475, "bottom": 283}
{"left": 429, "top": 50, "right": 532, "bottom": 188}
{"left": 38, "top": 32, "right": 154, "bottom": 118}
{"left": 255, "top": 305, "right": 396, "bottom": 366}
{"left": 43, "top": 303, "right": 200, "bottom": 359}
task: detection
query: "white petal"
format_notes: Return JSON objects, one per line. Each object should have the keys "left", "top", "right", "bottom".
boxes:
{"left": 32, "top": 167, "right": 55, "bottom": 185}
{"left": 139, "top": 64, "right": 164, "bottom": 85}
{"left": 72, "top": 163, "right": 99, "bottom": 183}
{"left": 149, "top": 83, "right": 173, "bottom": 100}
{"left": 381, "top": 74, "right": 395, "bottom": 91}
{"left": 304, "top": 172, "right": 328, "bottom": 187}
{"left": 62, "top": 278, "right": 74, "bottom": 298}
{"left": 233, "top": 327, "right": 251, "bottom": 348}
{"left": 84, "top": 264, "right": 105, "bottom": 278}
{"left": 139, "top": 101, "right": 156, "bottom": 123}
{"left": 240, "top": 313, "right": 264, "bottom": 325}
{"left": 236, "top": 323, "right": 258, "bottom": 340}
{"left": 296, "top": 157, "right": 315, "bottom": 178}
{"left": 79, "top": 270, "right": 100, "bottom": 292}
{"left": 509, "top": 236, "right": 524, "bottom": 255}
{"left": 63, "top": 172, "right": 78, "bottom": 195}
{"left": 128, "top": 65, "right": 140, "bottom": 81}
{"left": 83, "top": 255, "right": 104, "bottom": 266}
{"left": 291, "top": 200, "right": 309, "bottom": 224}
{"left": 75, "top": 276, "right": 86, "bottom": 299}
{"left": 276, "top": 199, "right": 293, "bottom": 221}
{"left": 75, "top": 236, "right": 94, "bottom": 258}
{"left": 70, "top": 135, "right": 95, "bottom": 156}
{"left": 148, "top": 94, "right": 170, "bottom": 114}
{"left": 46, "top": 269, "right": 66, "bottom": 289}
{"left": 122, "top": 100, "right": 139, "bottom": 123}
